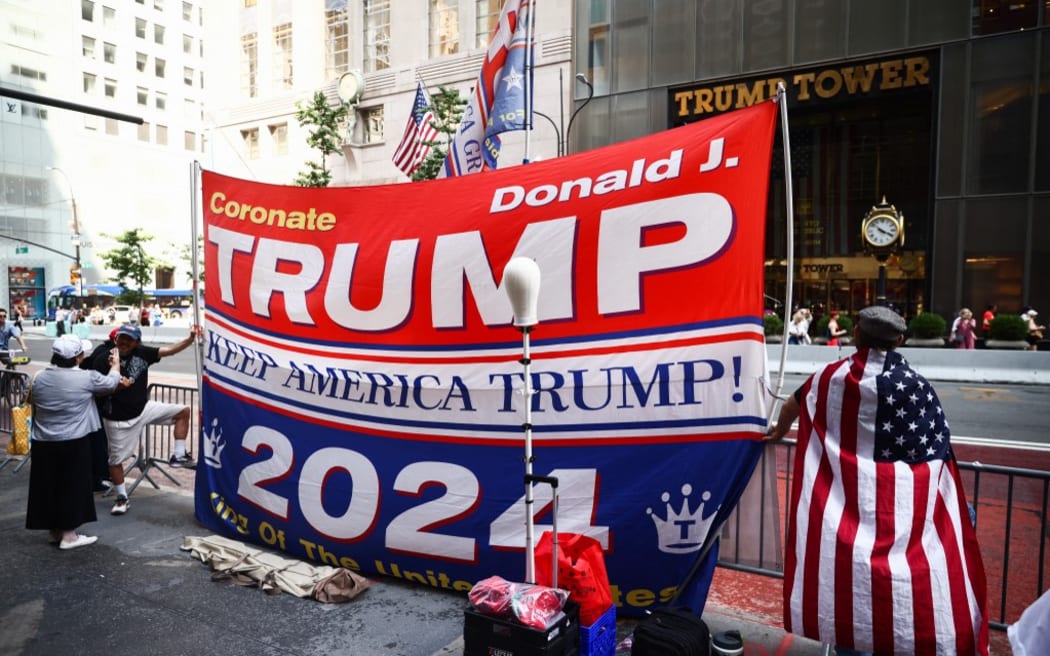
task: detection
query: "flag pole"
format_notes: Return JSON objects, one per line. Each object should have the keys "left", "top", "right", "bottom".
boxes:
{"left": 769, "top": 83, "right": 795, "bottom": 424}
{"left": 522, "top": 0, "right": 536, "bottom": 165}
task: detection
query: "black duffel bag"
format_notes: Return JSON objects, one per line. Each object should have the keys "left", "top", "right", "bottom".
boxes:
{"left": 631, "top": 606, "right": 710, "bottom": 656}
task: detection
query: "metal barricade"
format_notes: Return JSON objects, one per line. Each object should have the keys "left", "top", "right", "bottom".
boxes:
{"left": 121, "top": 383, "right": 200, "bottom": 495}
{"left": 718, "top": 439, "right": 1050, "bottom": 632}
{"left": 0, "top": 368, "right": 32, "bottom": 472}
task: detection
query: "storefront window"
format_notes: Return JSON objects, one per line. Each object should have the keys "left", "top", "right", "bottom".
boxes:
{"left": 962, "top": 197, "right": 1026, "bottom": 316}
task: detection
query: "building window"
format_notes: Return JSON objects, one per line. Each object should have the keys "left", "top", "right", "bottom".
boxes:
{"left": 363, "top": 0, "right": 390, "bottom": 73}
{"left": 83, "top": 72, "right": 97, "bottom": 94}
{"left": 155, "top": 57, "right": 166, "bottom": 78}
{"left": 137, "top": 86, "right": 148, "bottom": 105}
{"left": 10, "top": 65, "right": 47, "bottom": 82}
{"left": 183, "top": 66, "right": 194, "bottom": 86}
{"left": 184, "top": 130, "right": 196, "bottom": 150}
{"left": 154, "top": 0, "right": 164, "bottom": 10}
{"left": 358, "top": 105, "right": 384, "bottom": 144}
{"left": 240, "top": 33, "right": 257, "bottom": 98}
{"left": 182, "top": 1, "right": 192, "bottom": 21}
{"left": 138, "top": 120, "right": 150, "bottom": 142}
{"left": 183, "top": 34, "right": 193, "bottom": 55}
{"left": 135, "top": 18, "right": 147, "bottom": 39}
{"left": 273, "top": 23, "right": 293, "bottom": 89}
{"left": 105, "top": 117, "right": 119, "bottom": 135}
{"left": 429, "top": 0, "right": 459, "bottom": 57}
{"left": 156, "top": 91, "right": 166, "bottom": 110}
{"left": 156, "top": 124, "right": 168, "bottom": 145}
{"left": 244, "top": 0, "right": 256, "bottom": 6}
{"left": 136, "top": 52, "right": 148, "bottom": 72}
{"left": 973, "top": 0, "right": 1039, "bottom": 35}
{"left": 82, "top": 36, "right": 96, "bottom": 58}
{"left": 475, "top": 0, "right": 501, "bottom": 48}
{"left": 269, "top": 123, "right": 288, "bottom": 155}
{"left": 104, "top": 78, "right": 117, "bottom": 98}
{"left": 82, "top": 0, "right": 95, "bottom": 21}
{"left": 103, "top": 42, "right": 116, "bottom": 64}
{"left": 585, "top": 2, "right": 611, "bottom": 96}
{"left": 154, "top": 24, "right": 165, "bottom": 45}
{"left": 103, "top": 5, "right": 115, "bottom": 26}
{"left": 241, "top": 127, "right": 259, "bottom": 159}
{"left": 326, "top": 3, "right": 350, "bottom": 81}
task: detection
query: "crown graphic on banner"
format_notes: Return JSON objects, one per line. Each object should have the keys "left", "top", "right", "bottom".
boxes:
{"left": 647, "top": 484, "right": 720, "bottom": 554}
{"left": 202, "top": 418, "right": 225, "bottom": 469}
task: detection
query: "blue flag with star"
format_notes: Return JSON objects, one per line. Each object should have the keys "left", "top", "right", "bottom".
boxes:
{"left": 482, "top": 1, "right": 532, "bottom": 169}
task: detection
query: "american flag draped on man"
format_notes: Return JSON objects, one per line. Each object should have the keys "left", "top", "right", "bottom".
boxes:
{"left": 778, "top": 307, "right": 988, "bottom": 655}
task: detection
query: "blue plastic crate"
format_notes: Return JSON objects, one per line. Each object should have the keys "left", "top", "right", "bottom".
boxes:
{"left": 580, "top": 605, "right": 616, "bottom": 656}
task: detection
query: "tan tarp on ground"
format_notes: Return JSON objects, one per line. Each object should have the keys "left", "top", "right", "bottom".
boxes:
{"left": 181, "top": 535, "right": 369, "bottom": 603}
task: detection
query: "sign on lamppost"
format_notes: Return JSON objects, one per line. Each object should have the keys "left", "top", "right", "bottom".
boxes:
{"left": 15, "top": 245, "right": 28, "bottom": 254}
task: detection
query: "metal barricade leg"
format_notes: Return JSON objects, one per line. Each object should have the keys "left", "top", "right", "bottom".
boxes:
{"left": 125, "top": 427, "right": 180, "bottom": 497}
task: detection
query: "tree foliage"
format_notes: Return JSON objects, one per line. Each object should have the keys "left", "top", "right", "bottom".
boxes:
{"left": 100, "top": 228, "right": 156, "bottom": 307}
{"left": 180, "top": 235, "right": 205, "bottom": 283}
{"left": 412, "top": 85, "right": 467, "bottom": 181}
{"left": 293, "top": 91, "right": 347, "bottom": 187}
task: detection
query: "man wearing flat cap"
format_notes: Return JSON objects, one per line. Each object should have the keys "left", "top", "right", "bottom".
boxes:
{"left": 88, "top": 323, "right": 201, "bottom": 516}
{"left": 768, "top": 306, "right": 988, "bottom": 655}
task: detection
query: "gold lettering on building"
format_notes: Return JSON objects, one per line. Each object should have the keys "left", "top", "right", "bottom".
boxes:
{"left": 674, "top": 56, "right": 931, "bottom": 118}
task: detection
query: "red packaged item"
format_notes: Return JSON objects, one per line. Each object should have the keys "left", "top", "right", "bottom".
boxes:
{"left": 468, "top": 576, "right": 569, "bottom": 629}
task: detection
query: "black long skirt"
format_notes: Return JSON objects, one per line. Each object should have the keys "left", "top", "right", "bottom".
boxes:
{"left": 25, "top": 436, "right": 97, "bottom": 531}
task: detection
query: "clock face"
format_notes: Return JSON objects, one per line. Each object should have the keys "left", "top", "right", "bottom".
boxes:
{"left": 864, "top": 214, "right": 899, "bottom": 247}
{"left": 338, "top": 71, "right": 362, "bottom": 103}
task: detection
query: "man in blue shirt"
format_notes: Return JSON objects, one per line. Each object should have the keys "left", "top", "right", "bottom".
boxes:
{"left": 0, "top": 307, "right": 29, "bottom": 362}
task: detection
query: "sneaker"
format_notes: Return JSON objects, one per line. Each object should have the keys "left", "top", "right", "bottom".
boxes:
{"left": 59, "top": 534, "right": 98, "bottom": 550}
{"left": 111, "top": 495, "right": 130, "bottom": 515}
{"left": 168, "top": 453, "right": 196, "bottom": 469}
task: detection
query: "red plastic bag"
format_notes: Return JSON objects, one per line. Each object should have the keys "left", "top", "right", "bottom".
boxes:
{"left": 535, "top": 532, "right": 613, "bottom": 625}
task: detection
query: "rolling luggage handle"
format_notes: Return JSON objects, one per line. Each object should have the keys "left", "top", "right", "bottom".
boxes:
{"left": 524, "top": 473, "right": 559, "bottom": 587}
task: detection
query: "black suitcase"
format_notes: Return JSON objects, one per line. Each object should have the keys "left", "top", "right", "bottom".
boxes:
{"left": 630, "top": 606, "right": 710, "bottom": 656}
{"left": 464, "top": 475, "right": 579, "bottom": 656}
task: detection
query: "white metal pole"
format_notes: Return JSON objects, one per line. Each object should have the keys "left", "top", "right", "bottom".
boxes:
{"left": 521, "top": 325, "right": 536, "bottom": 583}
{"left": 769, "top": 83, "right": 795, "bottom": 424}
{"left": 189, "top": 161, "right": 203, "bottom": 393}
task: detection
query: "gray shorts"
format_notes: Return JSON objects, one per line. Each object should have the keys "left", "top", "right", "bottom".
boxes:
{"left": 104, "top": 401, "right": 186, "bottom": 466}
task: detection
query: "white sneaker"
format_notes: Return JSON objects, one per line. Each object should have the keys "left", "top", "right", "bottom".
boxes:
{"left": 59, "top": 534, "right": 98, "bottom": 550}
{"left": 111, "top": 495, "right": 130, "bottom": 515}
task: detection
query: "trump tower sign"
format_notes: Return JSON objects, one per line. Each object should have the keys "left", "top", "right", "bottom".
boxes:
{"left": 195, "top": 101, "right": 778, "bottom": 615}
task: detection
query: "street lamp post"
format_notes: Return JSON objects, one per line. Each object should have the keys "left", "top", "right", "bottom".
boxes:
{"left": 531, "top": 72, "right": 595, "bottom": 158}
{"left": 46, "top": 166, "right": 82, "bottom": 297}
{"left": 564, "top": 73, "right": 594, "bottom": 156}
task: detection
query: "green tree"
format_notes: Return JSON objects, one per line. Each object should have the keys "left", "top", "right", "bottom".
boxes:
{"left": 180, "top": 235, "right": 205, "bottom": 283}
{"left": 100, "top": 228, "right": 156, "bottom": 307}
{"left": 293, "top": 91, "right": 348, "bottom": 187}
{"left": 412, "top": 85, "right": 467, "bottom": 181}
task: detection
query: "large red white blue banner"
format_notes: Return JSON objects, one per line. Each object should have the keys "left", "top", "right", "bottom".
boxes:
{"left": 195, "top": 101, "right": 778, "bottom": 615}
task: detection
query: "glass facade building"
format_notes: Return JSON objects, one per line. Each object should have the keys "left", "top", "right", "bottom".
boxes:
{"left": 572, "top": 0, "right": 1050, "bottom": 323}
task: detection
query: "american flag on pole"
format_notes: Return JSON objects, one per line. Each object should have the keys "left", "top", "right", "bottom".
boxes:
{"left": 437, "top": 0, "right": 529, "bottom": 178}
{"left": 784, "top": 348, "right": 988, "bottom": 655}
{"left": 392, "top": 82, "right": 439, "bottom": 177}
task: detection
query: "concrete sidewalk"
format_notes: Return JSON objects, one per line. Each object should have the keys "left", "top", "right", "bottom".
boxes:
{"left": 0, "top": 455, "right": 828, "bottom": 656}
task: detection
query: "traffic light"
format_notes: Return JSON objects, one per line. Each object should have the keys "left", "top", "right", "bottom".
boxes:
{"left": 69, "top": 265, "right": 82, "bottom": 285}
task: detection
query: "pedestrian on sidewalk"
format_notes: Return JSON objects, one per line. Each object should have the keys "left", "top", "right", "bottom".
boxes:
{"left": 86, "top": 323, "right": 201, "bottom": 516}
{"left": 80, "top": 327, "right": 120, "bottom": 491}
{"left": 768, "top": 305, "right": 989, "bottom": 655}
{"left": 25, "top": 334, "right": 120, "bottom": 550}
{"left": 952, "top": 307, "right": 977, "bottom": 349}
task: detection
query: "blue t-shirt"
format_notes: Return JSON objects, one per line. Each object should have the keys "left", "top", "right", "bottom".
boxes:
{"left": 0, "top": 322, "right": 21, "bottom": 350}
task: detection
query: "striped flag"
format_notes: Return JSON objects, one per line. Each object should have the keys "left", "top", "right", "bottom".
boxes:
{"left": 784, "top": 348, "right": 988, "bottom": 655}
{"left": 437, "top": 0, "right": 530, "bottom": 178}
{"left": 392, "top": 82, "right": 439, "bottom": 177}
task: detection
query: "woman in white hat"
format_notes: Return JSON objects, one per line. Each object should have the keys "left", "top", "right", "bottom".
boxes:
{"left": 24, "top": 334, "right": 121, "bottom": 549}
